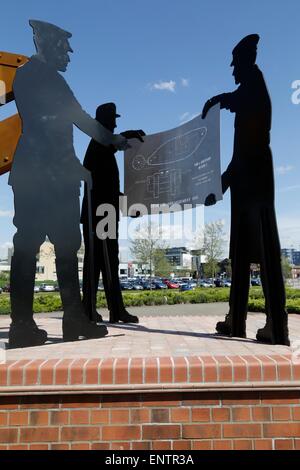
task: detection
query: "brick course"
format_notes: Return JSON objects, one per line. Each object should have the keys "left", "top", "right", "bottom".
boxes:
{"left": 0, "top": 353, "right": 299, "bottom": 449}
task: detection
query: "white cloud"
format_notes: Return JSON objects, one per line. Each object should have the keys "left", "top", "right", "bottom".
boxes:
{"left": 179, "top": 111, "right": 199, "bottom": 123}
{"left": 150, "top": 80, "right": 176, "bottom": 93}
{"left": 0, "top": 210, "right": 13, "bottom": 217}
{"left": 181, "top": 78, "right": 189, "bottom": 87}
{"left": 277, "top": 184, "right": 300, "bottom": 193}
{"left": 276, "top": 165, "right": 294, "bottom": 175}
{"left": 179, "top": 112, "right": 190, "bottom": 121}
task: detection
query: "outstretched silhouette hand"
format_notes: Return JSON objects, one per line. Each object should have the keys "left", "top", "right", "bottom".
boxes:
{"left": 204, "top": 193, "right": 217, "bottom": 206}
{"left": 202, "top": 99, "right": 214, "bottom": 119}
{"left": 113, "top": 134, "right": 131, "bottom": 150}
{"left": 121, "top": 130, "right": 146, "bottom": 142}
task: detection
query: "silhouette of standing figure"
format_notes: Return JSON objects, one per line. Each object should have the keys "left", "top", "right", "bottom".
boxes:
{"left": 202, "top": 34, "right": 290, "bottom": 346}
{"left": 8, "top": 20, "right": 128, "bottom": 348}
{"left": 81, "top": 102, "right": 145, "bottom": 324}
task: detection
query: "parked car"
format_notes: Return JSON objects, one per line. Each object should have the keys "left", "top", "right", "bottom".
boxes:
{"left": 0, "top": 287, "right": 2, "bottom": 294}
{"left": 180, "top": 283, "right": 194, "bottom": 292}
{"left": 189, "top": 281, "right": 197, "bottom": 288}
{"left": 251, "top": 278, "right": 261, "bottom": 287}
{"left": 2, "top": 285, "right": 10, "bottom": 293}
{"left": 140, "top": 281, "right": 154, "bottom": 290}
{"left": 131, "top": 283, "right": 143, "bottom": 290}
{"left": 223, "top": 279, "right": 232, "bottom": 287}
{"left": 165, "top": 280, "right": 179, "bottom": 289}
{"left": 39, "top": 284, "right": 55, "bottom": 292}
{"left": 34, "top": 285, "right": 40, "bottom": 293}
{"left": 199, "top": 280, "right": 213, "bottom": 288}
{"left": 153, "top": 281, "right": 168, "bottom": 290}
{"left": 173, "top": 279, "right": 185, "bottom": 287}
{"left": 120, "top": 281, "right": 133, "bottom": 290}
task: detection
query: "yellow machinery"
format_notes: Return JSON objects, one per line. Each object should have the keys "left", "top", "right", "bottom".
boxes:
{"left": 0, "top": 51, "right": 28, "bottom": 175}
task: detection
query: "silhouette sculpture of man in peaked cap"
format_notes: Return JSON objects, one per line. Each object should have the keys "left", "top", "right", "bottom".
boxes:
{"left": 202, "top": 34, "right": 290, "bottom": 346}
{"left": 8, "top": 20, "right": 128, "bottom": 348}
{"left": 81, "top": 102, "right": 145, "bottom": 324}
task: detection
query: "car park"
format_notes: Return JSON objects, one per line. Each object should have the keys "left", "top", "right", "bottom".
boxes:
{"left": 251, "top": 278, "right": 261, "bottom": 286}
{"left": 165, "top": 280, "right": 180, "bottom": 289}
{"left": 39, "top": 284, "right": 55, "bottom": 292}
{"left": 153, "top": 281, "right": 168, "bottom": 290}
{"left": 131, "top": 283, "right": 143, "bottom": 290}
{"left": 199, "top": 280, "right": 213, "bottom": 288}
{"left": 120, "top": 281, "right": 133, "bottom": 290}
{"left": 180, "top": 283, "right": 194, "bottom": 292}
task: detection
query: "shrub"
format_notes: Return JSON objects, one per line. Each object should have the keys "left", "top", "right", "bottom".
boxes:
{"left": 0, "top": 287, "right": 300, "bottom": 314}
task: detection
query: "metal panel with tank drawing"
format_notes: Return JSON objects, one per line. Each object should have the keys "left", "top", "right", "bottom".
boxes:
{"left": 124, "top": 105, "right": 222, "bottom": 209}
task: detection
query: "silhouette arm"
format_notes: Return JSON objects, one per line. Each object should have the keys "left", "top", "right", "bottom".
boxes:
{"left": 74, "top": 107, "right": 114, "bottom": 146}
{"left": 202, "top": 89, "right": 241, "bottom": 118}
{"left": 121, "top": 129, "right": 145, "bottom": 142}
{"left": 65, "top": 85, "right": 128, "bottom": 150}
{"left": 219, "top": 89, "right": 240, "bottom": 113}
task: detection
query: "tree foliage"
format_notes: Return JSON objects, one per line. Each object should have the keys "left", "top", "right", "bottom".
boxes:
{"left": 130, "top": 223, "right": 169, "bottom": 278}
{"left": 202, "top": 221, "right": 225, "bottom": 278}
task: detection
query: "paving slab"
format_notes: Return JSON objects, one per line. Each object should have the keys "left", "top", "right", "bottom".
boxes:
{"left": 0, "top": 304, "right": 298, "bottom": 360}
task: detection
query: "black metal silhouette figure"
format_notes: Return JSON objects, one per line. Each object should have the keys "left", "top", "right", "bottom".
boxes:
{"left": 202, "top": 34, "right": 290, "bottom": 346}
{"left": 8, "top": 20, "right": 129, "bottom": 348}
{"left": 81, "top": 102, "right": 145, "bottom": 323}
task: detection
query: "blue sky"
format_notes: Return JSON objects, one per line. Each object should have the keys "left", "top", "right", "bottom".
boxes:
{"left": 0, "top": 0, "right": 300, "bottom": 258}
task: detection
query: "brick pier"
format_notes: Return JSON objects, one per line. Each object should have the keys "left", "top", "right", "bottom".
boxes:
{"left": 0, "top": 309, "right": 299, "bottom": 450}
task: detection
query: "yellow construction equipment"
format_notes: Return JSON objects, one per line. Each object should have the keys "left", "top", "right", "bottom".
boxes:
{"left": 0, "top": 51, "right": 28, "bottom": 175}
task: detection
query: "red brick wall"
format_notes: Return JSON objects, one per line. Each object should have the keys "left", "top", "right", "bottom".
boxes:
{"left": 0, "top": 390, "right": 300, "bottom": 450}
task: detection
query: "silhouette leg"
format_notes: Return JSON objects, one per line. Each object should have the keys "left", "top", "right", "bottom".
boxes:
{"left": 104, "top": 237, "right": 139, "bottom": 324}
{"left": 230, "top": 249, "right": 249, "bottom": 338}
{"left": 257, "top": 210, "right": 289, "bottom": 345}
{"left": 82, "top": 224, "right": 102, "bottom": 322}
{"left": 216, "top": 249, "right": 249, "bottom": 338}
{"left": 55, "top": 253, "right": 108, "bottom": 341}
{"left": 9, "top": 230, "right": 47, "bottom": 348}
{"left": 256, "top": 262, "right": 272, "bottom": 342}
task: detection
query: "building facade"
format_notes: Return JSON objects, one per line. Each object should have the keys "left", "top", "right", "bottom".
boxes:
{"left": 281, "top": 248, "right": 300, "bottom": 266}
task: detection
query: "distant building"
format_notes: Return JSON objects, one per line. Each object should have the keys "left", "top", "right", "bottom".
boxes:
{"left": 35, "top": 241, "right": 85, "bottom": 282}
{"left": 281, "top": 248, "right": 300, "bottom": 266}
{"left": 165, "top": 247, "right": 192, "bottom": 270}
{"left": 0, "top": 261, "right": 10, "bottom": 273}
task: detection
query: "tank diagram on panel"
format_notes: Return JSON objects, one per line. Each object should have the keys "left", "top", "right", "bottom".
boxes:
{"left": 132, "top": 127, "right": 207, "bottom": 171}
{"left": 124, "top": 106, "right": 222, "bottom": 209}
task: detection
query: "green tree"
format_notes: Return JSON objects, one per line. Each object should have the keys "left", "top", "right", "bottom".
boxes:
{"left": 202, "top": 221, "right": 225, "bottom": 278}
{"left": 130, "top": 223, "right": 167, "bottom": 281}
{"left": 281, "top": 256, "right": 292, "bottom": 280}
{"left": 0, "top": 271, "right": 9, "bottom": 288}
{"left": 153, "top": 249, "right": 172, "bottom": 277}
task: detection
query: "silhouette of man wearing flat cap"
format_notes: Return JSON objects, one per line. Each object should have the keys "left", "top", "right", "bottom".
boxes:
{"left": 81, "top": 102, "right": 145, "bottom": 324}
{"left": 8, "top": 20, "right": 129, "bottom": 348}
{"left": 202, "top": 34, "right": 290, "bottom": 345}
